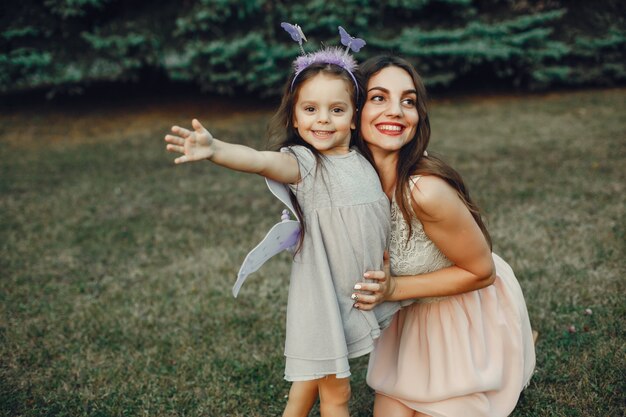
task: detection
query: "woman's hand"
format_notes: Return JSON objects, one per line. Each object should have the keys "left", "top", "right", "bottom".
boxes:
{"left": 353, "top": 253, "right": 396, "bottom": 310}
{"left": 165, "top": 118, "right": 215, "bottom": 163}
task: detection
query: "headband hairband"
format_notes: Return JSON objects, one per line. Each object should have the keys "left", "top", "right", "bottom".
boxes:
{"left": 280, "top": 23, "right": 366, "bottom": 96}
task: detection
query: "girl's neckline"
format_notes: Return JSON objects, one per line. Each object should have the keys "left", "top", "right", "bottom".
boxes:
{"left": 322, "top": 148, "right": 356, "bottom": 159}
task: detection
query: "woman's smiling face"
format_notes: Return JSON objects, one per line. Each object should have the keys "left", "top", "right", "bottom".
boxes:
{"left": 360, "top": 66, "right": 419, "bottom": 154}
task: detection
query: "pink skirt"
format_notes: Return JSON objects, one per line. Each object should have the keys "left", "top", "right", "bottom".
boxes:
{"left": 367, "top": 254, "right": 536, "bottom": 417}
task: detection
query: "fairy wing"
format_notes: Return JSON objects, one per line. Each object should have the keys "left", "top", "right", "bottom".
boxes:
{"left": 232, "top": 178, "right": 301, "bottom": 297}
{"left": 265, "top": 178, "right": 299, "bottom": 218}
{"left": 232, "top": 220, "right": 300, "bottom": 298}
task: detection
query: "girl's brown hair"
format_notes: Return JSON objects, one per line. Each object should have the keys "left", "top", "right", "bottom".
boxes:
{"left": 358, "top": 55, "right": 492, "bottom": 249}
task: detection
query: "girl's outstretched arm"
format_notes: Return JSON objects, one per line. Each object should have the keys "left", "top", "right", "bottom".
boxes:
{"left": 165, "top": 119, "right": 300, "bottom": 184}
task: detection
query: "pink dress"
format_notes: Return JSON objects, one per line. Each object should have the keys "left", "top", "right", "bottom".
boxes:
{"left": 367, "top": 176, "right": 536, "bottom": 417}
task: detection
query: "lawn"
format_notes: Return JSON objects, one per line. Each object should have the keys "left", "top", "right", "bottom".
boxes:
{"left": 1, "top": 88, "right": 624, "bottom": 416}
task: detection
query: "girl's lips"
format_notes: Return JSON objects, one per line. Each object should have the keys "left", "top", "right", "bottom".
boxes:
{"left": 312, "top": 130, "right": 335, "bottom": 138}
{"left": 375, "top": 123, "right": 405, "bottom": 136}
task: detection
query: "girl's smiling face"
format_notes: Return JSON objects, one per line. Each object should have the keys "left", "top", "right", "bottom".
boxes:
{"left": 361, "top": 66, "right": 419, "bottom": 154}
{"left": 293, "top": 73, "right": 356, "bottom": 156}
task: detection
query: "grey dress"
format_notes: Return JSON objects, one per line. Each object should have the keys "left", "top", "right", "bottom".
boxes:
{"left": 282, "top": 145, "right": 400, "bottom": 381}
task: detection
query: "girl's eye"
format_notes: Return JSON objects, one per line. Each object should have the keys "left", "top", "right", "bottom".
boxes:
{"left": 402, "top": 98, "right": 416, "bottom": 107}
{"left": 370, "top": 95, "right": 384, "bottom": 102}
{"left": 332, "top": 108, "right": 345, "bottom": 114}
{"left": 304, "top": 106, "right": 315, "bottom": 112}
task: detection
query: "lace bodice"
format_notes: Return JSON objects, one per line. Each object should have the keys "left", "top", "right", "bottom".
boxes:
{"left": 389, "top": 177, "right": 453, "bottom": 295}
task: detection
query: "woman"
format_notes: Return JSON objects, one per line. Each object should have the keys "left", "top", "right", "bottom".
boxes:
{"left": 352, "top": 56, "right": 536, "bottom": 417}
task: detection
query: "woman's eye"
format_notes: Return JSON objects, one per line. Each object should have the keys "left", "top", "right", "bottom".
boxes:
{"left": 402, "top": 98, "right": 416, "bottom": 106}
{"left": 370, "top": 95, "right": 384, "bottom": 102}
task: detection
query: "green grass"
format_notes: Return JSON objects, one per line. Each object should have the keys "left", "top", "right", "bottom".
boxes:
{"left": 1, "top": 89, "right": 625, "bottom": 416}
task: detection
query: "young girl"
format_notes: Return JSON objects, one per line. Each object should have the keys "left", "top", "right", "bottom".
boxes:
{"left": 164, "top": 32, "right": 399, "bottom": 417}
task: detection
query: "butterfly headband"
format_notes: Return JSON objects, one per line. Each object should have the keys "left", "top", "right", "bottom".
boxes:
{"left": 280, "top": 23, "right": 366, "bottom": 95}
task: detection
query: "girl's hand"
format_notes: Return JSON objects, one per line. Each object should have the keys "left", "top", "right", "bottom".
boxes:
{"left": 165, "top": 119, "right": 215, "bottom": 163}
{"left": 353, "top": 253, "right": 396, "bottom": 310}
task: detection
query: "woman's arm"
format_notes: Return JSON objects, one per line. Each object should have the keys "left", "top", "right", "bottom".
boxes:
{"left": 354, "top": 175, "right": 495, "bottom": 308}
{"left": 165, "top": 118, "right": 300, "bottom": 184}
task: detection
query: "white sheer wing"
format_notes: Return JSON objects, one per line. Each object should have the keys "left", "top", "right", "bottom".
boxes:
{"left": 232, "top": 179, "right": 301, "bottom": 297}
{"left": 266, "top": 178, "right": 299, "bottom": 220}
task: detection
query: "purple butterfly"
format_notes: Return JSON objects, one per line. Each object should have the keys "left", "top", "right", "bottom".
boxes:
{"left": 233, "top": 178, "right": 301, "bottom": 297}
{"left": 281, "top": 22, "right": 307, "bottom": 44}
{"left": 338, "top": 26, "right": 366, "bottom": 53}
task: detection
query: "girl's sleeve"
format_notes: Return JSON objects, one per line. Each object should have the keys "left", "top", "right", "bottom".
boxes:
{"left": 280, "top": 146, "right": 316, "bottom": 187}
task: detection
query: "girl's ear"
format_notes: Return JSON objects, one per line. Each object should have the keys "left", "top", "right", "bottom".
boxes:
{"left": 351, "top": 106, "right": 358, "bottom": 130}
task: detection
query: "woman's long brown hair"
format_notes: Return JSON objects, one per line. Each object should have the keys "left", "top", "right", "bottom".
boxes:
{"left": 358, "top": 55, "right": 492, "bottom": 249}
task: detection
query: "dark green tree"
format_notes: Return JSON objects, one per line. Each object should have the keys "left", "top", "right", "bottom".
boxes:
{"left": 1, "top": 0, "right": 624, "bottom": 96}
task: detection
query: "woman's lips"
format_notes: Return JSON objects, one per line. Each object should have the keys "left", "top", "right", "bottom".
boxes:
{"left": 375, "top": 123, "right": 405, "bottom": 136}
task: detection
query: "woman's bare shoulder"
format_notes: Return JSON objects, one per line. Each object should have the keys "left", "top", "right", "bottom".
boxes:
{"left": 410, "top": 175, "right": 461, "bottom": 221}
